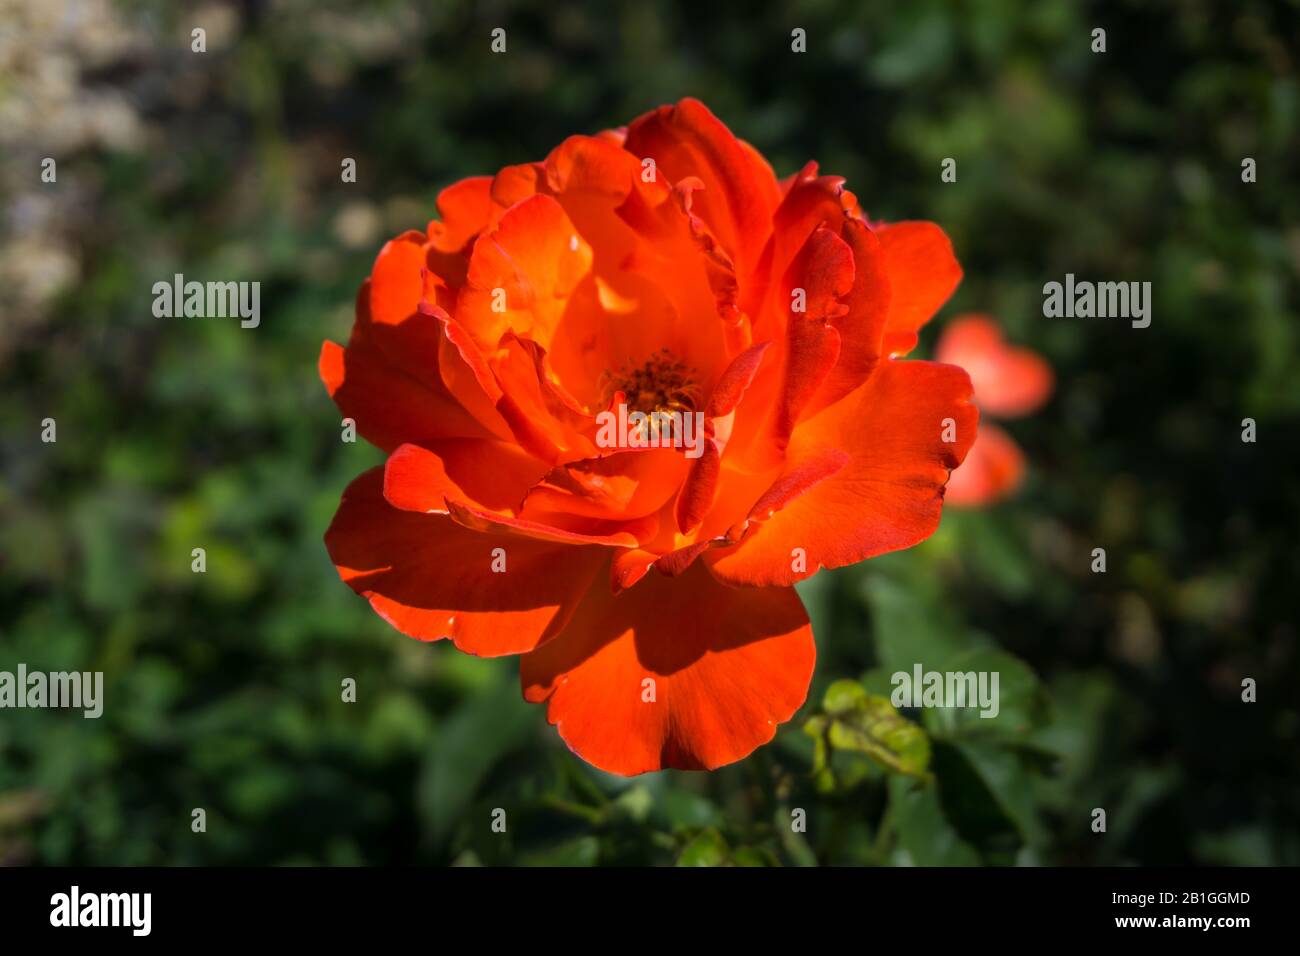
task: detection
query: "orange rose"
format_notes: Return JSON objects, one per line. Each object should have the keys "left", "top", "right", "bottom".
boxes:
{"left": 935, "top": 314, "right": 1052, "bottom": 506}
{"left": 321, "top": 98, "right": 977, "bottom": 775}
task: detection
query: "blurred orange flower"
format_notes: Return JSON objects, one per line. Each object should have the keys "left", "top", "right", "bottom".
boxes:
{"left": 320, "top": 98, "right": 977, "bottom": 774}
{"left": 935, "top": 314, "right": 1053, "bottom": 506}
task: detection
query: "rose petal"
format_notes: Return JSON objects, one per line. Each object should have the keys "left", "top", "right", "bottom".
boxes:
{"left": 319, "top": 337, "right": 490, "bottom": 452}
{"left": 624, "top": 97, "right": 780, "bottom": 284}
{"left": 943, "top": 421, "right": 1027, "bottom": 506}
{"left": 383, "top": 440, "right": 547, "bottom": 515}
{"left": 935, "top": 314, "right": 1053, "bottom": 418}
{"left": 521, "top": 561, "right": 815, "bottom": 774}
{"left": 457, "top": 193, "right": 593, "bottom": 350}
{"left": 875, "top": 221, "right": 962, "bottom": 356}
{"left": 428, "top": 176, "right": 497, "bottom": 253}
{"left": 326, "top": 469, "right": 606, "bottom": 655}
{"left": 707, "top": 359, "right": 977, "bottom": 585}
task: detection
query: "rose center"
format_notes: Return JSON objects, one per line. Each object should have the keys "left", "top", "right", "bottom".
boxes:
{"left": 604, "top": 348, "right": 700, "bottom": 417}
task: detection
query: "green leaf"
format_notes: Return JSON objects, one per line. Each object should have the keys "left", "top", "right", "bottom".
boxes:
{"left": 929, "top": 741, "right": 1024, "bottom": 862}
{"left": 805, "top": 679, "right": 931, "bottom": 782}
{"left": 889, "top": 776, "right": 980, "bottom": 866}
{"left": 657, "top": 789, "right": 723, "bottom": 832}
{"left": 920, "top": 646, "right": 1048, "bottom": 741}
{"left": 731, "top": 846, "right": 777, "bottom": 867}
{"left": 946, "top": 739, "right": 1047, "bottom": 846}
{"left": 519, "top": 836, "right": 600, "bottom": 867}
{"left": 611, "top": 784, "right": 654, "bottom": 823}
{"left": 676, "top": 828, "right": 729, "bottom": 867}
{"left": 417, "top": 665, "right": 536, "bottom": 846}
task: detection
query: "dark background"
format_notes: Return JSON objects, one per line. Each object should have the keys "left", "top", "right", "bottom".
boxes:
{"left": 1, "top": 0, "right": 1297, "bottom": 865}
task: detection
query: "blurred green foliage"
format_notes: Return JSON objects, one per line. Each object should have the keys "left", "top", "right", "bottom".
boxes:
{"left": 1, "top": 0, "right": 1297, "bottom": 865}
